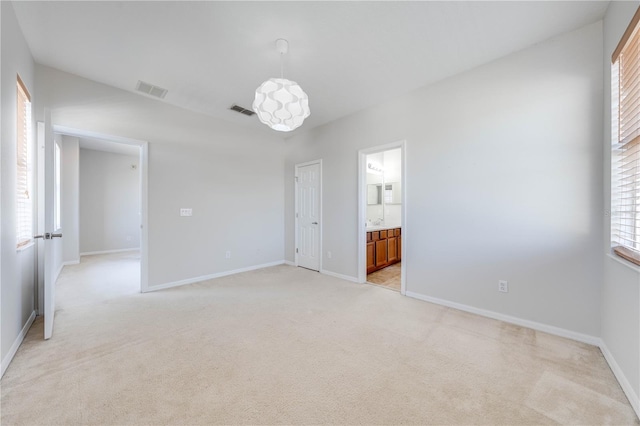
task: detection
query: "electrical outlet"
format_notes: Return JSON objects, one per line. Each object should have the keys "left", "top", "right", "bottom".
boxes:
{"left": 327, "top": 251, "right": 332, "bottom": 259}
{"left": 225, "top": 251, "right": 231, "bottom": 259}
{"left": 180, "top": 208, "right": 192, "bottom": 217}
{"left": 498, "top": 280, "right": 508, "bottom": 293}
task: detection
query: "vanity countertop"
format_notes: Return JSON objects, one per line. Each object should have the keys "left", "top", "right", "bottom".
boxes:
{"left": 365, "top": 224, "right": 401, "bottom": 232}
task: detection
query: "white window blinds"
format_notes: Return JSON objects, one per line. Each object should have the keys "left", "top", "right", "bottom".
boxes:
{"left": 612, "top": 7, "right": 640, "bottom": 265}
{"left": 16, "top": 76, "right": 32, "bottom": 248}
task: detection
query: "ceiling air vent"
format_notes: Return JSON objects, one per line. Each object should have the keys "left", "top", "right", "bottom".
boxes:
{"left": 230, "top": 104, "right": 256, "bottom": 117}
{"left": 135, "top": 80, "right": 168, "bottom": 99}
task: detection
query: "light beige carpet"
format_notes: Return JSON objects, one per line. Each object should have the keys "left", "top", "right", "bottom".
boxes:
{"left": 1, "top": 252, "right": 638, "bottom": 425}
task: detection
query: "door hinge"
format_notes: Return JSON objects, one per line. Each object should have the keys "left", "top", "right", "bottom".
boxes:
{"left": 296, "top": 212, "right": 299, "bottom": 218}
{"left": 296, "top": 248, "right": 299, "bottom": 253}
{"left": 295, "top": 176, "right": 299, "bottom": 182}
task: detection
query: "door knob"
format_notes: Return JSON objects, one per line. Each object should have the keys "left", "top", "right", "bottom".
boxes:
{"left": 33, "top": 232, "right": 63, "bottom": 240}
{"left": 312, "top": 222, "right": 318, "bottom": 225}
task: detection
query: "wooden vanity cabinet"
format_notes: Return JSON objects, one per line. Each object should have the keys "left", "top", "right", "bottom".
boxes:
{"left": 375, "top": 240, "right": 387, "bottom": 266}
{"left": 366, "top": 242, "right": 375, "bottom": 272}
{"left": 366, "top": 228, "right": 401, "bottom": 274}
{"left": 387, "top": 235, "right": 398, "bottom": 263}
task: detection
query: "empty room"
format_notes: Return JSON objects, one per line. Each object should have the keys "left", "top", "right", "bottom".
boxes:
{"left": 1, "top": 1, "right": 639, "bottom": 424}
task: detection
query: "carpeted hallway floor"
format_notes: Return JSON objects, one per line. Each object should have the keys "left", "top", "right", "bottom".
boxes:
{"left": 1, "top": 253, "right": 638, "bottom": 425}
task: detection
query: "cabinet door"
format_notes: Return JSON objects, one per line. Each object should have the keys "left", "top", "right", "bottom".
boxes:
{"left": 387, "top": 236, "right": 398, "bottom": 264}
{"left": 367, "top": 242, "right": 376, "bottom": 273}
{"left": 375, "top": 239, "right": 387, "bottom": 267}
{"left": 398, "top": 235, "right": 402, "bottom": 261}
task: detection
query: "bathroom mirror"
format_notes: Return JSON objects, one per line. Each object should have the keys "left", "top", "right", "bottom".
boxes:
{"left": 367, "top": 184, "right": 382, "bottom": 205}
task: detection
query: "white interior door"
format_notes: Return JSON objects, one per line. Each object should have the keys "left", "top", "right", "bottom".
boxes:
{"left": 37, "top": 110, "right": 60, "bottom": 340}
{"left": 296, "top": 162, "right": 321, "bottom": 271}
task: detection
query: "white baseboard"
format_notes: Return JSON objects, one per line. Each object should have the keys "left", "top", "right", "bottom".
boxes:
{"left": 284, "top": 260, "right": 296, "bottom": 266}
{"left": 63, "top": 260, "right": 80, "bottom": 266}
{"left": 80, "top": 248, "right": 140, "bottom": 256}
{"left": 599, "top": 340, "right": 640, "bottom": 420}
{"left": 320, "top": 269, "right": 359, "bottom": 283}
{"left": 145, "top": 260, "right": 286, "bottom": 292}
{"left": 1, "top": 310, "right": 36, "bottom": 378}
{"left": 405, "top": 291, "right": 600, "bottom": 346}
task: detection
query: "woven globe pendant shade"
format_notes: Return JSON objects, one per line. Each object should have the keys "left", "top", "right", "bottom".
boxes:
{"left": 253, "top": 77, "right": 310, "bottom": 132}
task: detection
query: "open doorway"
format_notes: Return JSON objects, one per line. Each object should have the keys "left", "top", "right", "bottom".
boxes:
{"left": 41, "top": 126, "right": 148, "bottom": 307}
{"left": 358, "top": 141, "right": 406, "bottom": 294}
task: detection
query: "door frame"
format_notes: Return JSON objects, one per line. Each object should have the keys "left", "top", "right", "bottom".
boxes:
{"left": 358, "top": 140, "right": 407, "bottom": 294}
{"left": 52, "top": 125, "right": 150, "bottom": 292}
{"left": 294, "top": 159, "right": 322, "bottom": 270}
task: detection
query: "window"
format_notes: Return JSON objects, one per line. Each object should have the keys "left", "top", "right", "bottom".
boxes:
{"left": 16, "top": 76, "right": 32, "bottom": 248}
{"left": 612, "top": 7, "right": 640, "bottom": 265}
{"left": 384, "top": 184, "right": 393, "bottom": 204}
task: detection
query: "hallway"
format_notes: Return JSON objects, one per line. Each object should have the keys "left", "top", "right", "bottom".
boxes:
{"left": 57, "top": 251, "right": 140, "bottom": 309}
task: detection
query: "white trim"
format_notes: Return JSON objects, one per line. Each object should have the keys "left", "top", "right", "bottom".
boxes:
{"left": 405, "top": 291, "right": 600, "bottom": 346}
{"left": 54, "top": 125, "right": 141, "bottom": 147}
{"left": 606, "top": 252, "right": 640, "bottom": 274}
{"left": 320, "top": 269, "right": 359, "bottom": 283}
{"left": 1, "top": 311, "right": 36, "bottom": 378}
{"left": 55, "top": 262, "right": 64, "bottom": 283}
{"left": 358, "top": 141, "right": 407, "bottom": 295}
{"left": 53, "top": 126, "right": 148, "bottom": 294}
{"left": 80, "top": 247, "right": 140, "bottom": 256}
{"left": 140, "top": 142, "right": 149, "bottom": 292}
{"left": 599, "top": 340, "right": 640, "bottom": 419}
{"left": 144, "top": 261, "right": 285, "bottom": 293}
{"left": 16, "top": 241, "right": 35, "bottom": 252}
{"left": 284, "top": 260, "right": 296, "bottom": 266}
{"left": 63, "top": 260, "right": 80, "bottom": 266}
{"left": 294, "top": 159, "right": 323, "bottom": 272}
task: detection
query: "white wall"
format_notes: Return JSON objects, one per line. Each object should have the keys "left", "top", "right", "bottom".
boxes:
{"left": 601, "top": 0, "right": 640, "bottom": 415}
{"left": 365, "top": 149, "right": 402, "bottom": 227}
{"left": 382, "top": 148, "right": 401, "bottom": 227}
{"left": 285, "top": 22, "right": 604, "bottom": 338}
{"left": 79, "top": 148, "right": 140, "bottom": 254}
{"left": 1, "top": 1, "right": 36, "bottom": 372}
{"left": 61, "top": 135, "right": 79, "bottom": 262}
{"left": 366, "top": 154, "right": 383, "bottom": 223}
{"left": 35, "top": 65, "right": 285, "bottom": 288}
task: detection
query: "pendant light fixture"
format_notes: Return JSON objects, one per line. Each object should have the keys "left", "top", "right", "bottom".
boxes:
{"left": 253, "top": 39, "right": 310, "bottom": 132}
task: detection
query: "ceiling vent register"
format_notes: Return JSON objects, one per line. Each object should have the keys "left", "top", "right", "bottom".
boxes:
{"left": 135, "top": 80, "right": 168, "bottom": 99}
{"left": 229, "top": 104, "right": 256, "bottom": 116}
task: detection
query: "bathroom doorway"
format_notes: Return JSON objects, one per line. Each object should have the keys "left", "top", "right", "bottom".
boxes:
{"left": 358, "top": 141, "right": 406, "bottom": 294}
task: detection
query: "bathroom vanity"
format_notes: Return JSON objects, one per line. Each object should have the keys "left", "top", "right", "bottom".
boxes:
{"left": 366, "top": 227, "right": 401, "bottom": 274}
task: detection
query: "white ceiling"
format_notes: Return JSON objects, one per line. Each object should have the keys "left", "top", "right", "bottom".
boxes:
{"left": 13, "top": 1, "right": 609, "bottom": 135}
{"left": 78, "top": 137, "right": 139, "bottom": 157}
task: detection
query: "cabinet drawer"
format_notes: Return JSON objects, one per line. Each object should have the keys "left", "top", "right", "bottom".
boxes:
{"left": 380, "top": 230, "right": 387, "bottom": 239}
{"left": 372, "top": 231, "right": 380, "bottom": 241}
{"left": 367, "top": 232, "right": 372, "bottom": 242}
{"left": 394, "top": 228, "right": 401, "bottom": 236}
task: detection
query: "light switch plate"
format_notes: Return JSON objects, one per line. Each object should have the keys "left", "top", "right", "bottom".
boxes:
{"left": 180, "top": 208, "right": 192, "bottom": 217}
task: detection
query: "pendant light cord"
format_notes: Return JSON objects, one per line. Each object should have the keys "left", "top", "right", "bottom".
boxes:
{"left": 280, "top": 52, "right": 284, "bottom": 79}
